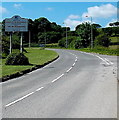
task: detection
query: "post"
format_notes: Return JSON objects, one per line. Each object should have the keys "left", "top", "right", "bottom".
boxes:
{"left": 45, "top": 29, "right": 46, "bottom": 47}
{"left": 20, "top": 32, "right": 23, "bottom": 53}
{"left": 91, "top": 17, "right": 93, "bottom": 49}
{"left": 29, "top": 30, "right": 31, "bottom": 48}
{"left": 9, "top": 33, "right": 12, "bottom": 54}
{"left": 63, "top": 22, "right": 68, "bottom": 48}
{"left": 66, "top": 26, "right": 68, "bottom": 48}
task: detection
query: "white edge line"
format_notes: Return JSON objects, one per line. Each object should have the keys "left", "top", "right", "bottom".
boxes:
{"left": 95, "top": 55, "right": 110, "bottom": 65}
{"left": 104, "top": 58, "right": 114, "bottom": 65}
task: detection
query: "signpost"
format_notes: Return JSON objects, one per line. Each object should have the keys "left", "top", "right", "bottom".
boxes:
{"left": 5, "top": 15, "right": 28, "bottom": 53}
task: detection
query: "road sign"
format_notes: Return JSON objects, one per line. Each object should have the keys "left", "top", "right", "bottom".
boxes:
{"left": 5, "top": 15, "right": 28, "bottom": 32}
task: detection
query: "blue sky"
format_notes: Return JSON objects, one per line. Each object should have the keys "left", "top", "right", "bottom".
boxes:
{"left": 1, "top": 2, "right": 117, "bottom": 30}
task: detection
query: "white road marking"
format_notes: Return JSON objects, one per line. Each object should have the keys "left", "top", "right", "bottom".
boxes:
{"left": 35, "top": 87, "right": 44, "bottom": 92}
{"left": 5, "top": 91, "right": 35, "bottom": 107}
{"left": 75, "top": 59, "right": 77, "bottom": 62}
{"left": 52, "top": 74, "right": 64, "bottom": 83}
{"left": 5, "top": 87, "right": 44, "bottom": 108}
{"left": 95, "top": 55, "right": 110, "bottom": 65}
{"left": 104, "top": 58, "right": 114, "bottom": 65}
{"left": 5, "top": 51, "right": 78, "bottom": 108}
{"left": 72, "top": 63, "right": 75, "bottom": 66}
{"left": 79, "top": 51, "right": 114, "bottom": 66}
{"left": 66, "top": 67, "right": 73, "bottom": 73}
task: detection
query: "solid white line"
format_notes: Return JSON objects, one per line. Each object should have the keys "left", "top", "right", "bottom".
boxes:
{"left": 5, "top": 91, "right": 35, "bottom": 107}
{"left": 104, "top": 58, "right": 114, "bottom": 65}
{"left": 35, "top": 87, "right": 44, "bottom": 92}
{"left": 95, "top": 55, "right": 110, "bottom": 65}
{"left": 52, "top": 74, "right": 64, "bottom": 83}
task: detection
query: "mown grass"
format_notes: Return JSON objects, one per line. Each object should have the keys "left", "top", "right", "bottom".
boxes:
{"left": 110, "top": 37, "right": 118, "bottom": 43}
{"left": 1, "top": 48, "right": 58, "bottom": 78}
{"left": 79, "top": 46, "right": 119, "bottom": 56}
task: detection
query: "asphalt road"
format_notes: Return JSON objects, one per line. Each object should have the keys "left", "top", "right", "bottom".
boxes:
{"left": 1, "top": 49, "right": 117, "bottom": 118}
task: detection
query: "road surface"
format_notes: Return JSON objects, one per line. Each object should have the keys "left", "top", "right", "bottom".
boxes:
{"left": 1, "top": 49, "right": 117, "bottom": 118}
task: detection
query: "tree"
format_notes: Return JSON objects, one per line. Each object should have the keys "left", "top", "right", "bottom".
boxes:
{"left": 92, "top": 23, "right": 101, "bottom": 28}
{"left": 76, "top": 22, "right": 91, "bottom": 47}
{"left": 109, "top": 21, "right": 119, "bottom": 27}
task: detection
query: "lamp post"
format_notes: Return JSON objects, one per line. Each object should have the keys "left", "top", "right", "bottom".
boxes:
{"left": 86, "top": 16, "right": 93, "bottom": 49}
{"left": 63, "top": 22, "right": 68, "bottom": 48}
{"left": 9, "top": 32, "right": 12, "bottom": 54}
{"left": 44, "top": 29, "right": 46, "bottom": 47}
{"left": 29, "top": 30, "right": 31, "bottom": 48}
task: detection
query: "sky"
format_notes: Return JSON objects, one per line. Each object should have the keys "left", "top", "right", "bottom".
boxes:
{"left": 1, "top": 2, "right": 118, "bottom": 30}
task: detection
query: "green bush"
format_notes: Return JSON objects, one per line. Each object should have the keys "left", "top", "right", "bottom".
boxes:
{"left": 58, "top": 36, "right": 78, "bottom": 48}
{"left": 5, "top": 53, "right": 30, "bottom": 65}
{"left": 95, "top": 33, "right": 111, "bottom": 47}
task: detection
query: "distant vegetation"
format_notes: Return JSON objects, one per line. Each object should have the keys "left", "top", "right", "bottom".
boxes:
{"left": 1, "top": 17, "right": 119, "bottom": 57}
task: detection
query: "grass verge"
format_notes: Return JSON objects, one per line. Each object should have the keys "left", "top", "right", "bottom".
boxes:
{"left": 1, "top": 48, "right": 58, "bottom": 78}
{"left": 78, "top": 46, "right": 119, "bottom": 56}
{"left": 46, "top": 44, "right": 119, "bottom": 56}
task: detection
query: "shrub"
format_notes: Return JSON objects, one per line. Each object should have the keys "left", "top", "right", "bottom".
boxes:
{"left": 5, "top": 53, "right": 30, "bottom": 65}
{"left": 95, "top": 33, "right": 111, "bottom": 47}
{"left": 58, "top": 36, "right": 78, "bottom": 48}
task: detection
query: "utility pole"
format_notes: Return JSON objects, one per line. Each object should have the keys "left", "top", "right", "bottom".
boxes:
{"left": 63, "top": 22, "right": 68, "bottom": 48}
{"left": 91, "top": 16, "right": 93, "bottom": 49}
{"left": 66, "top": 26, "right": 68, "bottom": 48}
{"left": 86, "top": 16, "right": 93, "bottom": 49}
{"left": 45, "top": 29, "right": 46, "bottom": 47}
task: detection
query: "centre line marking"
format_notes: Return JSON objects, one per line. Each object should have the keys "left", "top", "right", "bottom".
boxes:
{"left": 36, "top": 87, "right": 44, "bottom": 92}
{"left": 5, "top": 91, "right": 35, "bottom": 107}
{"left": 75, "top": 59, "right": 77, "bottom": 62}
{"left": 52, "top": 74, "right": 64, "bottom": 83}
{"left": 66, "top": 67, "right": 73, "bottom": 73}
{"left": 5, "top": 52, "right": 78, "bottom": 108}
{"left": 5, "top": 86, "right": 44, "bottom": 108}
{"left": 72, "top": 63, "right": 75, "bottom": 66}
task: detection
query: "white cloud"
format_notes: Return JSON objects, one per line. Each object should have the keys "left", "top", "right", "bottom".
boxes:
{"left": 63, "top": 14, "right": 81, "bottom": 30}
{"left": 64, "top": 18, "right": 82, "bottom": 30}
{"left": 47, "top": 7, "right": 53, "bottom": 11}
{"left": 68, "top": 14, "right": 80, "bottom": 19}
{"left": 0, "top": 6, "right": 7, "bottom": 14}
{"left": 82, "top": 4, "right": 117, "bottom": 18}
{"left": 14, "top": 4, "right": 22, "bottom": 8}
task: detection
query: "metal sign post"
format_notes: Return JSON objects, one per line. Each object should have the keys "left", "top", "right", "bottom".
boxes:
{"left": 5, "top": 15, "right": 28, "bottom": 54}
{"left": 20, "top": 33, "right": 23, "bottom": 53}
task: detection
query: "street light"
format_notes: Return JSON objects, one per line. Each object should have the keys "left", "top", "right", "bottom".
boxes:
{"left": 63, "top": 22, "right": 68, "bottom": 48}
{"left": 29, "top": 30, "right": 31, "bottom": 48}
{"left": 86, "top": 16, "right": 93, "bottom": 49}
